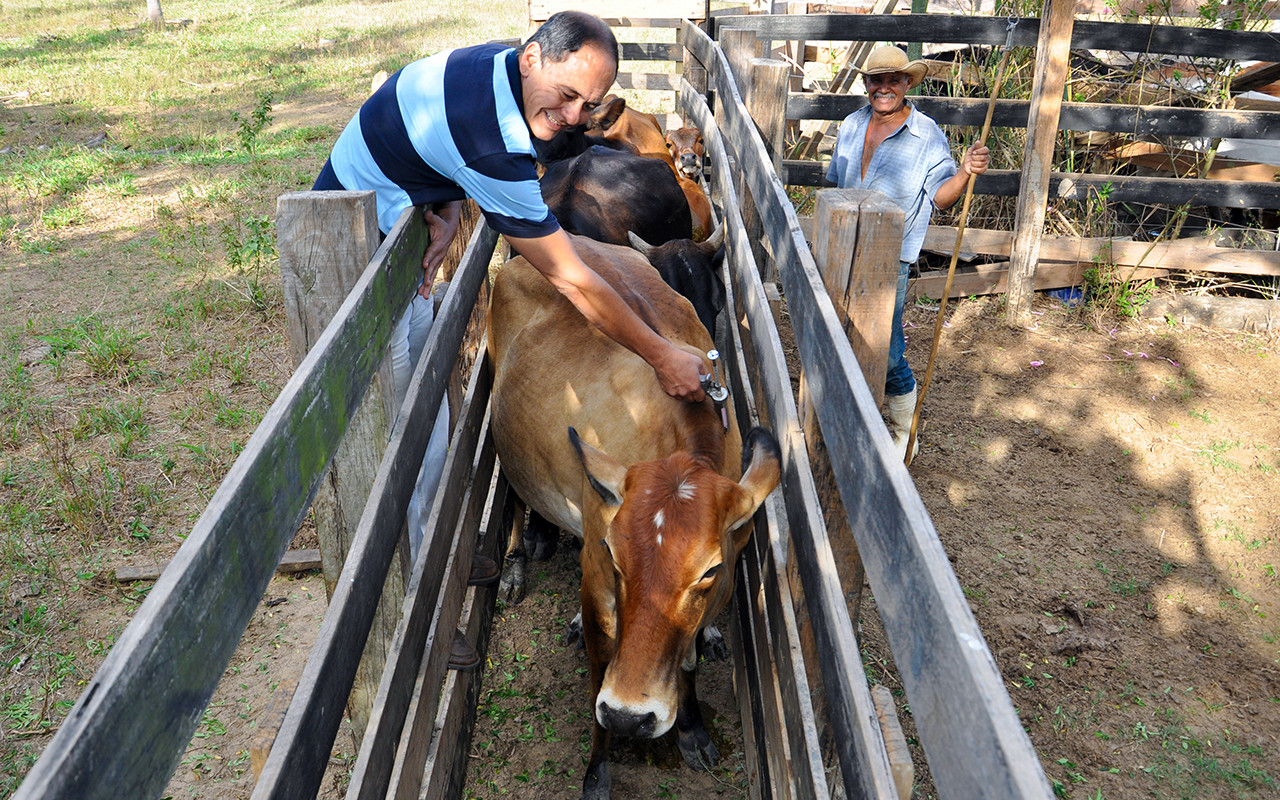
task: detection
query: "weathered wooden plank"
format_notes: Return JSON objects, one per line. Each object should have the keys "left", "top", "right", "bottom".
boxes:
{"left": 784, "top": 163, "right": 1280, "bottom": 208}
{"left": 11, "top": 205, "right": 427, "bottom": 800}
{"left": 250, "top": 221, "right": 500, "bottom": 800}
{"left": 924, "top": 226, "right": 1280, "bottom": 277}
{"left": 115, "top": 549, "right": 323, "bottom": 583}
{"left": 349, "top": 359, "right": 493, "bottom": 800}
{"left": 812, "top": 189, "right": 901, "bottom": 408}
{"left": 871, "top": 685, "right": 915, "bottom": 800}
{"left": 278, "top": 190, "right": 409, "bottom": 747}
{"left": 417, "top": 475, "right": 510, "bottom": 800}
{"left": 787, "top": 93, "right": 1280, "bottom": 140}
{"left": 712, "top": 13, "right": 1280, "bottom": 60}
{"left": 1008, "top": 0, "right": 1076, "bottom": 325}
{"left": 678, "top": 38, "right": 901, "bottom": 798}
{"left": 250, "top": 679, "right": 299, "bottom": 781}
{"left": 620, "top": 41, "right": 684, "bottom": 62}
{"left": 689, "top": 21, "right": 1055, "bottom": 799}
{"left": 909, "top": 261, "right": 1169, "bottom": 300}
{"left": 383, "top": 407, "right": 497, "bottom": 800}
{"left": 1143, "top": 294, "right": 1280, "bottom": 332}
{"left": 613, "top": 71, "right": 681, "bottom": 91}
{"left": 530, "top": 0, "right": 706, "bottom": 23}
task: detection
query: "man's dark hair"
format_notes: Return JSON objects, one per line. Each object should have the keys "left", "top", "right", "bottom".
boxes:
{"left": 523, "top": 11, "right": 619, "bottom": 67}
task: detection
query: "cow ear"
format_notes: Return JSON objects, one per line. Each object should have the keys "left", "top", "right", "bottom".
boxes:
{"left": 725, "top": 427, "right": 782, "bottom": 531}
{"left": 590, "top": 96, "right": 627, "bottom": 131}
{"left": 569, "top": 427, "right": 626, "bottom": 506}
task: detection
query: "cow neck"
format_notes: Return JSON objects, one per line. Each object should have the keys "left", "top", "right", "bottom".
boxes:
{"left": 679, "top": 403, "right": 726, "bottom": 469}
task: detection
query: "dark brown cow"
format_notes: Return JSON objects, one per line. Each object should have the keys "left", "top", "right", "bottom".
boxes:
{"left": 488, "top": 234, "right": 780, "bottom": 800}
{"left": 539, "top": 96, "right": 715, "bottom": 242}
{"left": 665, "top": 126, "right": 705, "bottom": 181}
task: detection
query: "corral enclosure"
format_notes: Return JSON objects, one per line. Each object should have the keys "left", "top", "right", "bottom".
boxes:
{"left": 0, "top": 1, "right": 1274, "bottom": 798}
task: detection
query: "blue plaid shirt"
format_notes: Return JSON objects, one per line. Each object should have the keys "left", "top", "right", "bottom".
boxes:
{"left": 826, "top": 104, "right": 957, "bottom": 263}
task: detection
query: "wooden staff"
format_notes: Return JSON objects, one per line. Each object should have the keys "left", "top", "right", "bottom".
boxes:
{"left": 906, "top": 16, "right": 1019, "bottom": 465}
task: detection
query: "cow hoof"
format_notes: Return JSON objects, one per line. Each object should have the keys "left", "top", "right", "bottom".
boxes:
{"left": 580, "top": 761, "right": 610, "bottom": 800}
{"left": 524, "top": 517, "right": 559, "bottom": 561}
{"left": 497, "top": 555, "right": 526, "bottom": 604}
{"left": 678, "top": 724, "right": 719, "bottom": 771}
{"left": 565, "top": 612, "right": 585, "bottom": 650}
{"left": 699, "top": 625, "right": 728, "bottom": 662}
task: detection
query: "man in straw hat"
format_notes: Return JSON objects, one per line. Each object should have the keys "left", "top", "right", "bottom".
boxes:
{"left": 827, "top": 44, "right": 990, "bottom": 463}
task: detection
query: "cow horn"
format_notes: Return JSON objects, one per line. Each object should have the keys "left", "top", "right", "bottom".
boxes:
{"left": 705, "top": 223, "right": 725, "bottom": 248}
{"left": 725, "top": 427, "right": 782, "bottom": 532}
{"left": 627, "top": 231, "right": 654, "bottom": 257}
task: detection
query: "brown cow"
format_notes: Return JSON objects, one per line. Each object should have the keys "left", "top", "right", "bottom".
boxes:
{"left": 665, "top": 126, "right": 705, "bottom": 181}
{"left": 488, "top": 234, "right": 780, "bottom": 800}
{"left": 584, "top": 97, "right": 714, "bottom": 242}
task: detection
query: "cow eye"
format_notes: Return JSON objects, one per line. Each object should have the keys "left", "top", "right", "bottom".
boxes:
{"left": 700, "top": 564, "right": 720, "bottom": 582}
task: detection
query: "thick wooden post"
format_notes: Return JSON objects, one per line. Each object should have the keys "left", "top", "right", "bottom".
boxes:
{"left": 1006, "top": 0, "right": 1075, "bottom": 326}
{"left": 811, "top": 188, "right": 902, "bottom": 409}
{"left": 745, "top": 57, "right": 790, "bottom": 281}
{"left": 277, "top": 190, "right": 410, "bottom": 746}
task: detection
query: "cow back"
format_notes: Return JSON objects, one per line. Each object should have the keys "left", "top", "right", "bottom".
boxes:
{"left": 487, "top": 236, "right": 736, "bottom": 537}
{"left": 539, "top": 146, "right": 693, "bottom": 246}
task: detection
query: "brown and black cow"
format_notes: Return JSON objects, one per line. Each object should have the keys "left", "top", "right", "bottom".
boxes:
{"left": 487, "top": 234, "right": 780, "bottom": 800}
{"left": 537, "top": 96, "right": 715, "bottom": 243}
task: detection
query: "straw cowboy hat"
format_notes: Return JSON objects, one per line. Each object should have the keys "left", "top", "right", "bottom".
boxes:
{"left": 857, "top": 45, "right": 928, "bottom": 89}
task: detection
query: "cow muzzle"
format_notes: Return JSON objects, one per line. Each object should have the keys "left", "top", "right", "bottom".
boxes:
{"left": 595, "top": 689, "right": 675, "bottom": 738}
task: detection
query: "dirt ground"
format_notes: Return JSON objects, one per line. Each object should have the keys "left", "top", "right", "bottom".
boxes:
{"left": 457, "top": 290, "right": 1279, "bottom": 800}
{"left": 861, "top": 295, "right": 1280, "bottom": 799}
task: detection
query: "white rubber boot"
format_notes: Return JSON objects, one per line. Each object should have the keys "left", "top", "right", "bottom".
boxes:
{"left": 886, "top": 387, "right": 918, "bottom": 465}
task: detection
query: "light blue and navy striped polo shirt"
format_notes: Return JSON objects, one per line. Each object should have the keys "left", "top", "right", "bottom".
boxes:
{"left": 316, "top": 44, "right": 559, "bottom": 238}
{"left": 826, "top": 103, "right": 957, "bottom": 264}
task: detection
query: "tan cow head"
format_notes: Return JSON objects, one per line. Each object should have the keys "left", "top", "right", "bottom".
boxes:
{"left": 570, "top": 427, "right": 781, "bottom": 739}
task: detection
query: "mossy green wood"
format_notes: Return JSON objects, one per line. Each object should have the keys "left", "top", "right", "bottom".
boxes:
{"left": 11, "top": 205, "right": 428, "bottom": 800}
{"left": 250, "top": 220, "right": 499, "bottom": 800}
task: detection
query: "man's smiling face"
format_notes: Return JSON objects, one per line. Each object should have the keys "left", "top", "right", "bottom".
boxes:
{"left": 866, "top": 71, "right": 911, "bottom": 116}
{"left": 520, "top": 41, "right": 616, "bottom": 141}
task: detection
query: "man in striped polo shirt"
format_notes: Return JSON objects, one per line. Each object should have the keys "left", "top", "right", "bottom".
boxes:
{"left": 315, "top": 11, "right": 707, "bottom": 405}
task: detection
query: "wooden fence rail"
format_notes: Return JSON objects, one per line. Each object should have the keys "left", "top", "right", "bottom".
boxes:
{"left": 11, "top": 199, "right": 430, "bottom": 800}
{"left": 689, "top": 19, "right": 1056, "bottom": 799}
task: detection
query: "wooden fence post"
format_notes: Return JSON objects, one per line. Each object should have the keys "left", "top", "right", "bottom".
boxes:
{"left": 745, "top": 57, "right": 790, "bottom": 281}
{"left": 811, "top": 189, "right": 902, "bottom": 409}
{"left": 1006, "top": 0, "right": 1075, "bottom": 326}
{"left": 277, "top": 190, "right": 410, "bottom": 747}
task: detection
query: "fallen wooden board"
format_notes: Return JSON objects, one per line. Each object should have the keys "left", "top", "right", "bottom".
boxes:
{"left": 115, "top": 550, "right": 323, "bottom": 583}
{"left": 1143, "top": 295, "right": 1280, "bottom": 332}
{"left": 908, "top": 261, "right": 1169, "bottom": 301}
{"left": 924, "top": 226, "right": 1280, "bottom": 277}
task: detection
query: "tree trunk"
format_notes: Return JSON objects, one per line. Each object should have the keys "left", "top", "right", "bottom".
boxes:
{"left": 145, "top": 0, "right": 164, "bottom": 27}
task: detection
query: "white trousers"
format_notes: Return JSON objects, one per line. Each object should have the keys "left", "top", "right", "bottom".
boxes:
{"left": 388, "top": 293, "right": 450, "bottom": 563}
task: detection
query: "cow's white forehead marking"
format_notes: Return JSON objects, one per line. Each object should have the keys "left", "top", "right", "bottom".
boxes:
{"left": 653, "top": 509, "right": 665, "bottom": 529}
{"left": 656, "top": 532, "right": 664, "bottom": 547}
{"left": 676, "top": 481, "right": 697, "bottom": 501}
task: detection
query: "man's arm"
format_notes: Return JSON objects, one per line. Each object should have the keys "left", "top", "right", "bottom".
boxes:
{"left": 505, "top": 229, "right": 707, "bottom": 403}
{"left": 932, "top": 144, "right": 990, "bottom": 211}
